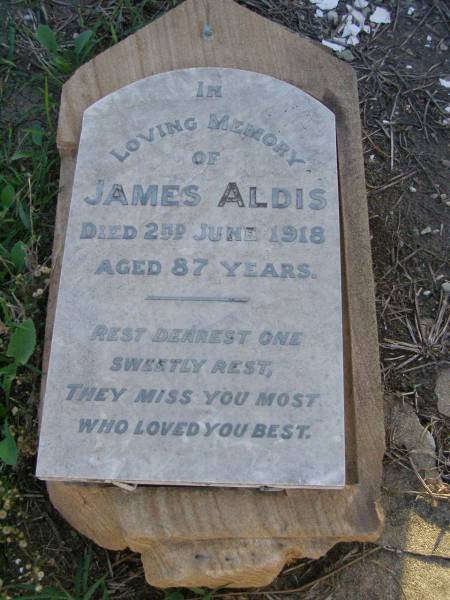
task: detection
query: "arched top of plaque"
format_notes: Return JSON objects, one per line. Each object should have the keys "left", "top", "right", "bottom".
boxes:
{"left": 86, "top": 67, "right": 335, "bottom": 121}
{"left": 77, "top": 67, "right": 337, "bottom": 192}
{"left": 83, "top": 67, "right": 335, "bottom": 174}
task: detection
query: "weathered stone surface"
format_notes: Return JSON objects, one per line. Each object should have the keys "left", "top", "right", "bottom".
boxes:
{"left": 387, "top": 400, "right": 438, "bottom": 479}
{"left": 37, "top": 68, "right": 344, "bottom": 488}
{"left": 378, "top": 463, "right": 450, "bottom": 559}
{"left": 436, "top": 368, "right": 450, "bottom": 417}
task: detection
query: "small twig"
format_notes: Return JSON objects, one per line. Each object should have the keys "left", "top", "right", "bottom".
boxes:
{"left": 367, "top": 170, "right": 418, "bottom": 194}
{"left": 409, "top": 458, "right": 450, "bottom": 501}
{"left": 400, "top": 6, "right": 434, "bottom": 48}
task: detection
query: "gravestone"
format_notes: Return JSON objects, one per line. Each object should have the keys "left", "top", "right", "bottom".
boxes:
{"left": 38, "top": 0, "right": 384, "bottom": 588}
{"left": 37, "top": 68, "right": 344, "bottom": 489}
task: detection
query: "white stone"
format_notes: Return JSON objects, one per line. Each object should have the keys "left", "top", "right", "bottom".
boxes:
{"left": 36, "top": 68, "right": 344, "bottom": 488}
{"left": 310, "top": 0, "right": 339, "bottom": 11}
{"left": 322, "top": 39, "right": 345, "bottom": 52}
{"left": 342, "top": 22, "right": 361, "bottom": 38}
{"left": 347, "top": 35, "right": 360, "bottom": 46}
{"left": 370, "top": 7, "right": 391, "bottom": 24}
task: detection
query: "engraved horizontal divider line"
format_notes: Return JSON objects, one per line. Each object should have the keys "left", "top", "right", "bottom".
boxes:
{"left": 145, "top": 295, "right": 250, "bottom": 302}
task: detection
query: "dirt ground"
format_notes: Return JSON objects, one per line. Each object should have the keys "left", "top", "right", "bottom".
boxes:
{"left": 0, "top": 1, "right": 449, "bottom": 599}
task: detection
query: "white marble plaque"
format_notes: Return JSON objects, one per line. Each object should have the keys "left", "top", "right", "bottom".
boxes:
{"left": 37, "top": 68, "right": 345, "bottom": 488}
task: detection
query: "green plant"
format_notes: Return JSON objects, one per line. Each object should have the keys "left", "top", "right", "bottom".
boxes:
{"left": 0, "top": 303, "right": 36, "bottom": 465}
{"left": 188, "top": 587, "right": 217, "bottom": 600}
{"left": 36, "top": 25, "right": 96, "bottom": 75}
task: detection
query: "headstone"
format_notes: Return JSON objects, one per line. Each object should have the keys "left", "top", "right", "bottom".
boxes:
{"left": 40, "top": 0, "right": 384, "bottom": 588}
{"left": 37, "top": 68, "right": 344, "bottom": 488}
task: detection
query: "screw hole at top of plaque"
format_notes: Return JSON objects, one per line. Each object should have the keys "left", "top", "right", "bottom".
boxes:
{"left": 202, "top": 23, "right": 213, "bottom": 39}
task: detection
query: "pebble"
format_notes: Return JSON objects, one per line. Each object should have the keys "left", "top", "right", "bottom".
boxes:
{"left": 327, "top": 10, "right": 339, "bottom": 25}
{"left": 310, "top": 0, "right": 339, "bottom": 10}
{"left": 370, "top": 7, "right": 391, "bottom": 24}
{"left": 322, "top": 40, "right": 345, "bottom": 52}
